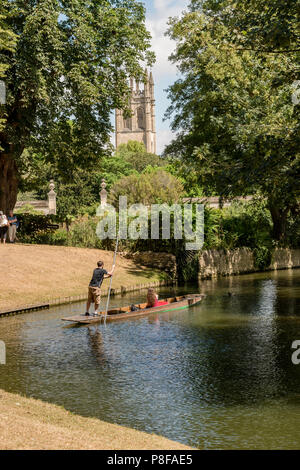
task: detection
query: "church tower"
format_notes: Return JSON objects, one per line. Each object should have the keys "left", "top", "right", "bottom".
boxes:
{"left": 115, "top": 70, "right": 156, "bottom": 153}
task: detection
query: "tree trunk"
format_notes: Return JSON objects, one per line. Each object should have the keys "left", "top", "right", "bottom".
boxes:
{"left": 0, "top": 154, "right": 19, "bottom": 214}
{"left": 269, "top": 203, "right": 289, "bottom": 242}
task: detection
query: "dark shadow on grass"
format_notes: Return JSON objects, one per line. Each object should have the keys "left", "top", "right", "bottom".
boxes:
{"left": 124, "top": 263, "right": 166, "bottom": 280}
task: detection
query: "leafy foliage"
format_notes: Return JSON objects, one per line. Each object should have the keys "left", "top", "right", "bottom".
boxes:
{"left": 62, "top": 215, "right": 107, "bottom": 249}
{"left": 0, "top": 14, "right": 16, "bottom": 78}
{"left": 16, "top": 212, "right": 58, "bottom": 244}
{"left": 0, "top": 0, "right": 154, "bottom": 211}
{"left": 109, "top": 168, "right": 185, "bottom": 206}
{"left": 191, "top": 0, "right": 300, "bottom": 55}
{"left": 165, "top": 1, "right": 299, "bottom": 242}
{"left": 253, "top": 246, "right": 272, "bottom": 270}
{"left": 115, "top": 140, "right": 165, "bottom": 172}
{"left": 98, "top": 154, "right": 134, "bottom": 189}
{"left": 20, "top": 139, "right": 166, "bottom": 223}
{"left": 0, "top": 13, "right": 16, "bottom": 133}
{"left": 203, "top": 200, "right": 273, "bottom": 250}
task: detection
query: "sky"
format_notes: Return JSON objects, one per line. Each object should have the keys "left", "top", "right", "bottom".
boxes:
{"left": 112, "top": 0, "right": 189, "bottom": 155}
{"left": 144, "top": 0, "right": 189, "bottom": 154}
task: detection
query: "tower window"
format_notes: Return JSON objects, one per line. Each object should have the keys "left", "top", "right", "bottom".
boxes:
{"left": 137, "top": 107, "right": 145, "bottom": 129}
{"left": 123, "top": 117, "right": 131, "bottom": 129}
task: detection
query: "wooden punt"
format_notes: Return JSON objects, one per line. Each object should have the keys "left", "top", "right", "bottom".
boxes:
{"left": 62, "top": 294, "right": 205, "bottom": 325}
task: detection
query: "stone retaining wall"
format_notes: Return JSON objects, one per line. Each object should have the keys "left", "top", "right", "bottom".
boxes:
{"left": 270, "top": 248, "right": 300, "bottom": 270}
{"left": 198, "top": 248, "right": 300, "bottom": 280}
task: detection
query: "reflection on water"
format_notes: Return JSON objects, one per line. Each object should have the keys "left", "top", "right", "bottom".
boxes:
{"left": 0, "top": 269, "right": 300, "bottom": 449}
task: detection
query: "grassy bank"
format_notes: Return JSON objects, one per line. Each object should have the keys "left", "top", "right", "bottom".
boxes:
{"left": 0, "top": 390, "right": 192, "bottom": 450}
{"left": 0, "top": 244, "right": 162, "bottom": 311}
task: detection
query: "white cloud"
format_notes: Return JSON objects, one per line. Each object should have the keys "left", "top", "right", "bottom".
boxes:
{"left": 146, "top": 0, "right": 189, "bottom": 80}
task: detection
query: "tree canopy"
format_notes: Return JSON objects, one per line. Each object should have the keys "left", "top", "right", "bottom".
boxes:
{"left": 110, "top": 168, "right": 184, "bottom": 206}
{"left": 0, "top": 0, "right": 154, "bottom": 212}
{"left": 0, "top": 13, "right": 16, "bottom": 132}
{"left": 165, "top": 0, "right": 299, "bottom": 241}
{"left": 0, "top": 14, "right": 16, "bottom": 78}
{"left": 191, "top": 0, "right": 300, "bottom": 55}
{"left": 115, "top": 140, "right": 164, "bottom": 172}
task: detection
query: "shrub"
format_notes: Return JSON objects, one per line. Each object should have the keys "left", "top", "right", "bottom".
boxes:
{"left": 203, "top": 199, "right": 273, "bottom": 251}
{"left": 15, "top": 204, "right": 44, "bottom": 215}
{"left": 110, "top": 169, "right": 184, "bottom": 206}
{"left": 66, "top": 216, "right": 102, "bottom": 249}
{"left": 203, "top": 208, "right": 224, "bottom": 249}
{"left": 15, "top": 212, "right": 58, "bottom": 244}
{"left": 49, "top": 229, "right": 68, "bottom": 246}
{"left": 253, "top": 246, "right": 272, "bottom": 270}
{"left": 286, "top": 209, "right": 300, "bottom": 249}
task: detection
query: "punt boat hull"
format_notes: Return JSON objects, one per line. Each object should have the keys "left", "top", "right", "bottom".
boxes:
{"left": 62, "top": 294, "right": 204, "bottom": 325}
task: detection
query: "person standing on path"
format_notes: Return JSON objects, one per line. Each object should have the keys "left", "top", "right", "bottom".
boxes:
{"left": 0, "top": 211, "right": 8, "bottom": 244}
{"left": 7, "top": 211, "right": 18, "bottom": 243}
{"left": 86, "top": 261, "right": 115, "bottom": 317}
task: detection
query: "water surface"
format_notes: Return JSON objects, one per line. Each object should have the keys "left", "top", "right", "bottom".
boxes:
{"left": 1, "top": 269, "right": 300, "bottom": 449}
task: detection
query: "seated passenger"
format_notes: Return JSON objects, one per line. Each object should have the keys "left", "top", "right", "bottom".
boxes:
{"left": 146, "top": 288, "right": 168, "bottom": 308}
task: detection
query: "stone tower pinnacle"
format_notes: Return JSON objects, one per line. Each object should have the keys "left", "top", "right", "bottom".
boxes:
{"left": 115, "top": 71, "right": 156, "bottom": 153}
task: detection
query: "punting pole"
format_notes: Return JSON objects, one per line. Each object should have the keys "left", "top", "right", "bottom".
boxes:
{"left": 103, "top": 233, "right": 119, "bottom": 326}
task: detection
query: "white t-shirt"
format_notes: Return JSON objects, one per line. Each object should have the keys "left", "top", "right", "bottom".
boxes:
{"left": 0, "top": 215, "right": 8, "bottom": 227}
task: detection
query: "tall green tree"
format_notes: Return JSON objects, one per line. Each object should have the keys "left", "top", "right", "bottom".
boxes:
{"left": 110, "top": 168, "right": 184, "bottom": 206}
{"left": 115, "top": 140, "right": 164, "bottom": 172}
{"left": 166, "top": 1, "right": 299, "bottom": 241}
{"left": 0, "top": 0, "right": 154, "bottom": 212}
{"left": 192, "top": 0, "right": 299, "bottom": 54}
{"left": 0, "top": 14, "right": 16, "bottom": 77}
{"left": 0, "top": 14, "right": 16, "bottom": 132}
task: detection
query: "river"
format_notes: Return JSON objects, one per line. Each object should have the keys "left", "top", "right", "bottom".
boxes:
{"left": 0, "top": 269, "right": 300, "bottom": 449}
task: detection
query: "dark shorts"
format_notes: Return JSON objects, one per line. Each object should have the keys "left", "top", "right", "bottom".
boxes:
{"left": 0, "top": 226, "right": 8, "bottom": 238}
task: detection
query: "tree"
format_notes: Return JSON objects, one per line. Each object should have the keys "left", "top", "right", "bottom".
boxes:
{"left": 0, "top": 0, "right": 154, "bottom": 213}
{"left": 192, "top": 0, "right": 300, "bottom": 55}
{"left": 110, "top": 168, "right": 184, "bottom": 206}
{"left": 98, "top": 154, "right": 134, "bottom": 189}
{"left": 56, "top": 173, "right": 98, "bottom": 229}
{"left": 165, "top": 1, "right": 299, "bottom": 242}
{"left": 0, "top": 14, "right": 16, "bottom": 78}
{"left": 115, "top": 140, "right": 164, "bottom": 172}
{"left": 116, "top": 140, "right": 146, "bottom": 156}
{"left": 0, "top": 14, "right": 16, "bottom": 132}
